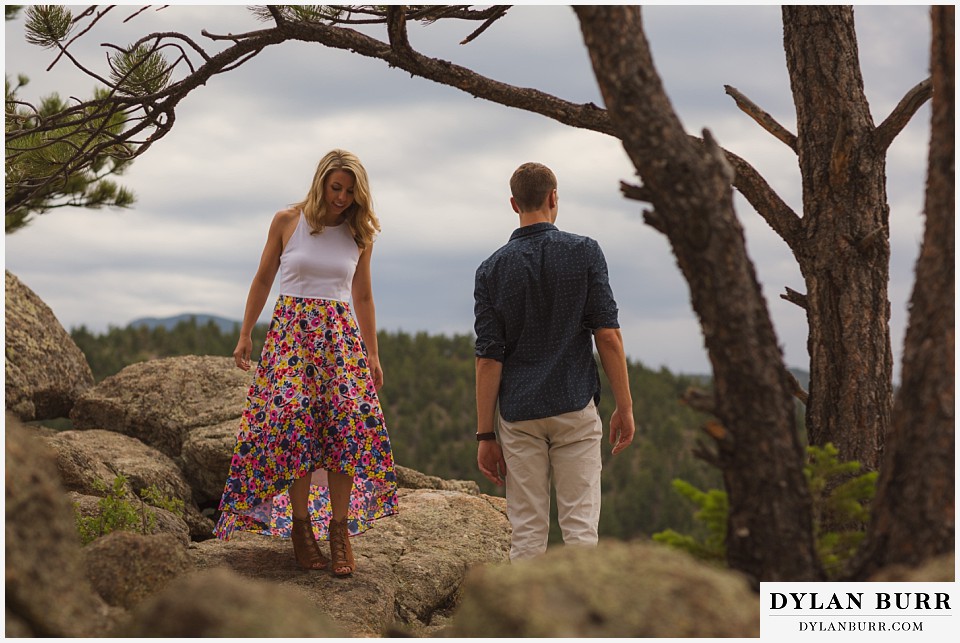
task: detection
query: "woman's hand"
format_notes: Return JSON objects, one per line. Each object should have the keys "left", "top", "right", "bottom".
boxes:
{"left": 234, "top": 336, "right": 253, "bottom": 371}
{"left": 368, "top": 354, "right": 384, "bottom": 390}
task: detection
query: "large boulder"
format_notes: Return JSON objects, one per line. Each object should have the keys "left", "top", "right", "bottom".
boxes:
{"left": 70, "top": 355, "right": 250, "bottom": 458}
{"left": 4, "top": 415, "right": 112, "bottom": 636}
{"left": 179, "top": 418, "right": 237, "bottom": 505}
{"left": 82, "top": 531, "right": 193, "bottom": 609}
{"left": 190, "top": 488, "right": 511, "bottom": 637}
{"left": 113, "top": 568, "right": 346, "bottom": 637}
{"left": 43, "top": 429, "right": 213, "bottom": 540}
{"left": 446, "top": 540, "right": 760, "bottom": 638}
{"left": 5, "top": 270, "right": 94, "bottom": 421}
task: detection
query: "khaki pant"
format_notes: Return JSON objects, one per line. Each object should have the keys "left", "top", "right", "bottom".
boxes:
{"left": 498, "top": 401, "right": 603, "bottom": 561}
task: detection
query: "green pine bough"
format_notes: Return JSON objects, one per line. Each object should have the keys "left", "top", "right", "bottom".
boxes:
{"left": 653, "top": 443, "right": 878, "bottom": 579}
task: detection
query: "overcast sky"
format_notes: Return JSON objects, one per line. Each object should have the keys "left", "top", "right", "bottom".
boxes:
{"left": 4, "top": 4, "right": 932, "bottom": 375}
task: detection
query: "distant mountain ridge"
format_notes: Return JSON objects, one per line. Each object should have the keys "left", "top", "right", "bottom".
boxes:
{"left": 129, "top": 313, "right": 239, "bottom": 333}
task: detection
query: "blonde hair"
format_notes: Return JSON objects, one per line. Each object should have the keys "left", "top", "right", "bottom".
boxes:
{"left": 294, "top": 149, "right": 380, "bottom": 249}
{"left": 510, "top": 162, "right": 557, "bottom": 212}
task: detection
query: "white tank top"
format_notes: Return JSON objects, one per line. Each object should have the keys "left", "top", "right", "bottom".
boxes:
{"left": 277, "top": 212, "right": 360, "bottom": 301}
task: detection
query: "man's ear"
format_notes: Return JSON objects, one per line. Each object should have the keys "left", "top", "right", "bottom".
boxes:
{"left": 548, "top": 189, "right": 558, "bottom": 209}
{"left": 510, "top": 196, "right": 522, "bottom": 214}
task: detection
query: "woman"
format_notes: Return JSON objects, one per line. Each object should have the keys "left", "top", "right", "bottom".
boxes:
{"left": 214, "top": 149, "right": 398, "bottom": 577}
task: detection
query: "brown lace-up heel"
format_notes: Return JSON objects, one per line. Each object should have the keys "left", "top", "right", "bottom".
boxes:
{"left": 328, "top": 517, "right": 355, "bottom": 577}
{"left": 292, "top": 517, "right": 329, "bottom": 570}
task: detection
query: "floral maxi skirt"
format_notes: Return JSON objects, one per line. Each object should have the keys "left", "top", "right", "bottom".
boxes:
{"left": 214, "top": 295, "right": 398, "bottom": 541}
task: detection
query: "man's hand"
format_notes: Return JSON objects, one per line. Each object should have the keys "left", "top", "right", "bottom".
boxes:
{"left": 478, "top": 440, "right": 507, "bottom": 486}
{"left": 609, "top": 407, "right": 636, "bottom": 455}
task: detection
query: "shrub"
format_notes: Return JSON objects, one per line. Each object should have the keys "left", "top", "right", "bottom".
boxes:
{"left": 651, "top": 479, "right": 727, "bottom": 565}
{"left": 139, "top": 483, "right": 186, "bottom": 518}
{"left": 74, "top": 475, "right": 184, "bottom": 545}
{"left": 653, "top": 443, "right": 877, "bottom": 578}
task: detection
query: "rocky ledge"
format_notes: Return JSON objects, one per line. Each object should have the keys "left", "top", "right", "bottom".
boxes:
{"left": 6, "top": 415, "right": 511, "bottom": 637}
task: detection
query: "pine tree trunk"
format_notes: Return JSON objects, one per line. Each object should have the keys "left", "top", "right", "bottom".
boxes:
{"left": 782, "top": 6, "right": 893, "bottom": 471}
{"left": 577, "top": 5, "right": 822, "bottom": 583}
{"left": 853, "top": 6, "right": 954, "bottom": 577}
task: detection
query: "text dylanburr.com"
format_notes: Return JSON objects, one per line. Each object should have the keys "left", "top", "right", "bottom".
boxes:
{"left": 761, "top": 582, "right": 955, "bottom": 639}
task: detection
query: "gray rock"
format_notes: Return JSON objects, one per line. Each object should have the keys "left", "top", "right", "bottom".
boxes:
{"left": 43, "top": 429, "right": 213, "bottom": 540}
{"left": 868, "top": 552, "right": 955, "bottom": 582}
{"left": 396, "top": 464, "right": 481, "bottom": 495}
{"left": 446, "top": 540, "right": 760, "bottom": 638}
{"left": 5, "top": 270, "right": 94, "bottom": 421}
{"left": 70, "top": 355, "right": 250, "bottom": 458}
{"left": 113, "top": 567, "right": 345, "bottom": 637}
{"left": 4, "top": 609, "right": 34, "bottom": 638}
{"left": 179, "top": 418, "right": 237, "bottom": 505}
{"left": 190, "top": 488, "right": 511, "bottom": 637}
{"left": 82, "top": 531, "right": 193, "bottom": 609}
{"left": 4, "top": 415, "right": 111, "bottom": 636}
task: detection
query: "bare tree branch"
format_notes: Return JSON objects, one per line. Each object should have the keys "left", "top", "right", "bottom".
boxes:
{"left": 124, "top": 5, "right": 159, "bottom": 24}
{"left": 629, "top": 135, "right": 801, "bottom": 245}
{"left": 692, "top": 438, "right": 722, "bottom": 468}
{"left": 640, "top": 209, "right": 666, "bottom": 234}
{"left": 460, "top": 6, "right": 510, "bottom": 45}
{"left": 387, "top": 5, "right": 413, "bottom": 56}
{"left": 619, "top": 180, "right": 653, "bottom": 203}
{"left": 780, "top": 286, "right": 808, "bottom": 310}
{"left": 126, "top": 31, "right": 212, "bottom": 63}
{"left": 275, "top": 18, "right": 616, "bottom": 135}
{"left": 786, "top": 369, "right": 809, "bottom": 405}
{"left": 875, "top": 77, "right": 932, "bottom": 151}
{"left": 266, "top": 4, "right": 284, "bottom": 26}
{"left": 682, "top": 387, "right": 716, "bottom": 415}
{"left": 725, "top": 84, "right": 798, "bottom": 152}
{"left": 201, "top": 26, "right": 280, "bottom": 43}
{"left": 47, "top": 5, "right": 115, "bottom": 72}
{"left": 723, "top": 150, "right": 802, "bottom": 248}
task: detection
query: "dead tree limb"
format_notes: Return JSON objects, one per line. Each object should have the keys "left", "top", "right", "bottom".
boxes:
{"left": 875, "top": 77, "right": 933, "bottom": 152}
{"left": 724, "top": 84, "right": 798, "bottom": 152}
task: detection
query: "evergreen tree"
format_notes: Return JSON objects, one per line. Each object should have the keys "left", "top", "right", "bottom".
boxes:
{"left": 5, "top": 6, "right": 135, "bottom": 233}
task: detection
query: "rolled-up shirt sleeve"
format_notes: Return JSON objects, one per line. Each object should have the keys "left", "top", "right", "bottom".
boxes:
{"left": 582, "top": 240, "right": 620, "bottom": 331}
{"left": 474, "top": 265, "right": 506, "bottom": 361}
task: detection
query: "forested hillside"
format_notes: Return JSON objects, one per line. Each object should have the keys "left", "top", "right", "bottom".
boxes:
{"left": 71, "top": 317, "right": 722, "bottom": 541}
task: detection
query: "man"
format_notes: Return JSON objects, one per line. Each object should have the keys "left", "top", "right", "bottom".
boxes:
{"left": 474, "top": 162, "right": 636, "bottom": 561}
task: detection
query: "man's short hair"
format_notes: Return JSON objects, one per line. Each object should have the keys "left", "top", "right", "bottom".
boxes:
{"left": 510, "top": 163, "right": 557, "bottom": 212}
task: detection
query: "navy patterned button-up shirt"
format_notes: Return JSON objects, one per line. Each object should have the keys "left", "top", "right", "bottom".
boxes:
{"left": 474, "top": 222, "right": 620, "bottom": 422}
